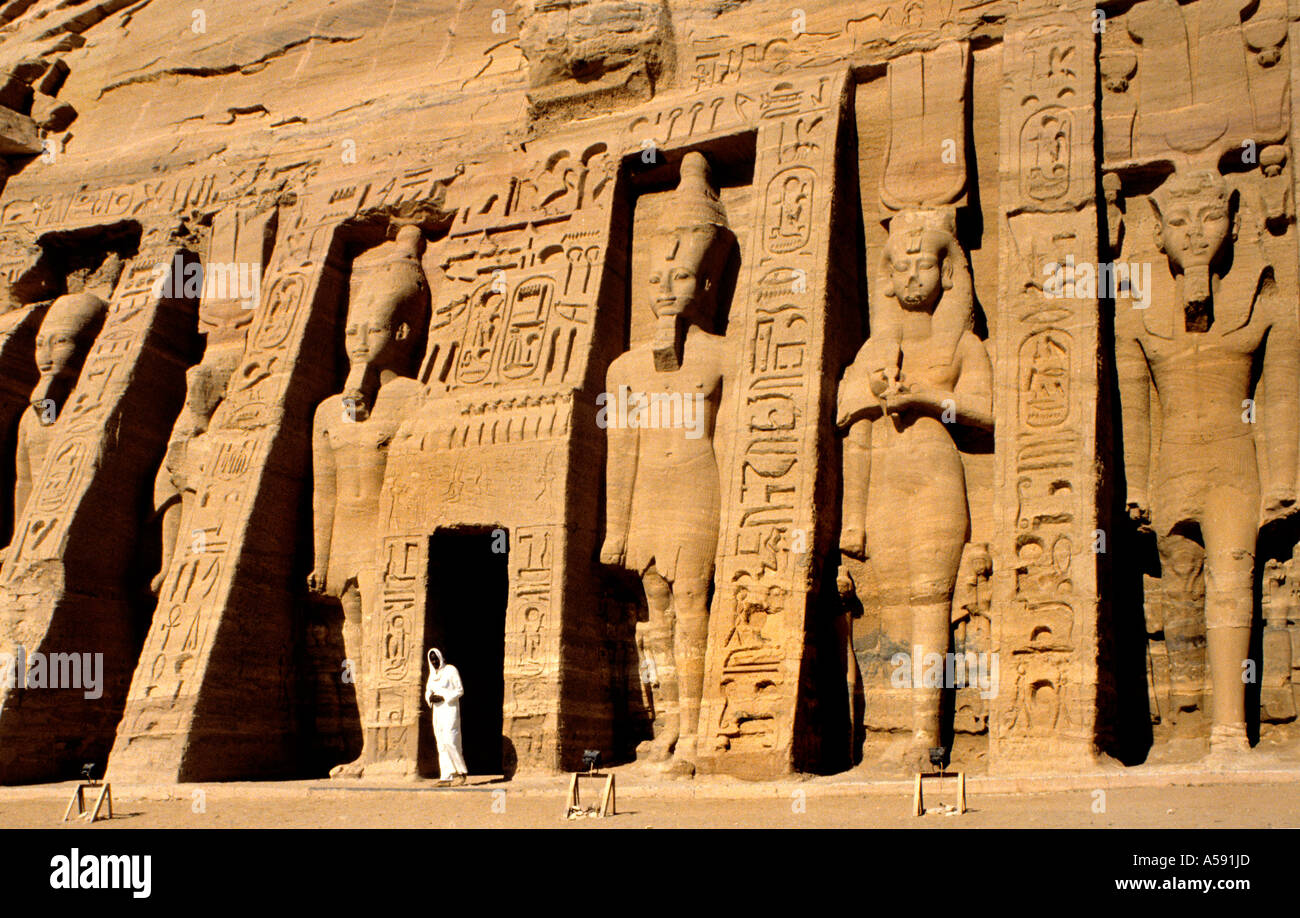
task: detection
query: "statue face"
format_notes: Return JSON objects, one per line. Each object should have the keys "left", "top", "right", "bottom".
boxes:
{"left": 885, "top": 230, "right": 946, "bottom": 312}
{"left": 1157, "top": 194, "right": 1230, "bottom": 270}
{"left": 344, "top": 286, "right": 408, "bottom": 369}
{"left": 647, "top": 225, "right": 718, "bottom": 325}
{"left": 35, "top": 307, "right": 90, "bottom": 379}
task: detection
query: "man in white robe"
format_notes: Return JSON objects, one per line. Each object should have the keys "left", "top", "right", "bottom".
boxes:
{"left": 424, "top": 648, "right": 467, "bottom": 785}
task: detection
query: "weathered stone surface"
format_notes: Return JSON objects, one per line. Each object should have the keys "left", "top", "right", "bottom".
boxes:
{"left": 0, "top": 0, "right": 1291, "bottom": 786}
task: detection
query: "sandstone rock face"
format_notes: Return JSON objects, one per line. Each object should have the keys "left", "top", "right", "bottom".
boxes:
{"left": 0, "top": 0, "right": 1293, "bottom": 784}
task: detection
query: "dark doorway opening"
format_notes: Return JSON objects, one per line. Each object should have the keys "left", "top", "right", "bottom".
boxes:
{"left": 423, "top": 529, "right": 508, "bottom": 777}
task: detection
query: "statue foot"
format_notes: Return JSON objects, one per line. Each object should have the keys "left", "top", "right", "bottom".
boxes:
{"left": 1204, "top": 725, "right": 1251, "bottom": 767}
{"left": 329, "top": 760, "right": 366, "bottom": 780}
{"left": 639, "top": 728, "right": 678, "bottom": 764}
{"left": 658, "top": 736, "right": 697, "bottom": 778}
{"left": 658, "top": 754, "right": 696, "bottom": 779}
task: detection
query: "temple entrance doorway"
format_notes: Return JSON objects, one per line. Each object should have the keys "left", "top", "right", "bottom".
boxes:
{"left": 421, "top": 529, "right": 508, "bottom": 777}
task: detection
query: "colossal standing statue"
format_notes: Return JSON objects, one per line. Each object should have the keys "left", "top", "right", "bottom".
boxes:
{"left": 308, "top": 225, "right": 429, "bottom": 777}
{"left": 1116, "top": 169, "right": 1300, "bottom": 756}
{"left": 600, "top": 152, "right": 734, "bottom": 776}
{"left": 836, "top": 209, "right": 993, "bottom": 769}
{"left": 5, "top": 291, "right": 108, "bottom": 558}
{"left": 151, "top": 350, "right": 240, "bottom": 593}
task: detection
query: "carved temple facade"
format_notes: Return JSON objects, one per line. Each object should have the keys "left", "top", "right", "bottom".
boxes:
{"left": 0, "top": 0, "right": 1295, "bottom": 783}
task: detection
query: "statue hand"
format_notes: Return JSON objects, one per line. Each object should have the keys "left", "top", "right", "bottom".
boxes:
{"left": 836, "top": 565, "right": 855, "bottom": 598}
{"left": 150, "top": 571, "right": 167, "bottom": 595}
{"left": 599, "top": 535, "right": 626, "bottom": 567}
{"left": 307, "top": 569, "right": 327, "bottom": 595}
{"left": 868, "top": 368, "right": 896, "bottom": 399}
{"left": 1262, "top": 488, "right": 1299, "bottom": 526}
{"left": 840, "top": 525, "right": 867, "bottom": 559}
{"left": 883, "top": 384, "right": 942, "bottom": 417}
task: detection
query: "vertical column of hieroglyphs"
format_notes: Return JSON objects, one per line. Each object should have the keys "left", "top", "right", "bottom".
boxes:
{"left": 696, "top": 70, "right": 848, "bottom": 778}
{"left": 0, "top": 227, "right": 195, "bottom": 783}
{"left": 990, "top": 0, "right": 1103, "bottom": 771}
{"left": 108, "top": 208, "right": 342, "bottom": 782}
{"left": 506, "top": 524, "right": 557, "bottom": 770}
{"left": 362, "top": 532, "right": 428, "bottom": 774}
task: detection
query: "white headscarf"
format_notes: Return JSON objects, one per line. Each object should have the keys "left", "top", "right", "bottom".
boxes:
{"left": 428, "top": 648, "right": 443, "bottom": 671}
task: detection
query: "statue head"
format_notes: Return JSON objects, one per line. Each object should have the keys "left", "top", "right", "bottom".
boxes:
{"left": 647, "top": 152, "right": 734, "bottom": 333}
{"left": 1150, "top": 170, "right": 1234, "bottom": 273}
{"left": 343, "top": 225, "right": 429, "bottom": 396}
{"left": 872, "top": 209, "right": 973, "bottom": 359}
{"left": 881, "top": 209, "right": 959, "bottom": 313}
{"left": 35, "top": 291, "right": 107, "bottom": 385}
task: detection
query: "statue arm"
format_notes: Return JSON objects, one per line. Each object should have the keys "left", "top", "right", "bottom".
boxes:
{"left": 309, "top": 405, "right": 335, "bottom": 591}
{"left": 152, "top": 462, "right": 183, "bottom": 592}
{"left": 12, "top": 418, "right": 32, "bottom": 529}
{"left": 952, "top": 332, "right": 994, "bottom": 431}
{"left": 601, "top": 359, "right": 637, "bottom": 566}
{"left": 1260, "top": 301, "right": 1300, "bottom": 519}
{"left": 1115, "top": 329, "right": 1153, "bottom": 520}
{"left": 835, "top": 356, "right": 884, "bottom": 429}
{"left": 840, "top": 418, "right": 871, "bottom": 558}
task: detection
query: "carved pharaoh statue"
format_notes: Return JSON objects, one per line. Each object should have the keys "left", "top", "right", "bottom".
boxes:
{"left": 150, "top": 346, "right": 241, "bottom": 593}
{"left": 1, "top": 290, "right": 108, "bottom": 563}
{"left": 600, "top": 151, "right": 734, "bottom": 776}
{"left": 1116, "top": 169, "right": 1299, "bottom": 756}
{"left": 308, "top": 225, "right": 429, "bottom": 777}
{"left": 836, "top": 208, "right": 993, "bottom": 769}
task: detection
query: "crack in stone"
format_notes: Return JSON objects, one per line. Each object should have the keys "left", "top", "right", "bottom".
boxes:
{"left": 97, "top": 33, "right": 363, "bottom": 98}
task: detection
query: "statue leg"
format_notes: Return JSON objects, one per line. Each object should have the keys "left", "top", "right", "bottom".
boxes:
{"left": 1202, "top": 534, "right": 1257, "bottom": 755}
{"left": 668, "top": 573, "right": 711, "bottom": 775}
{"left": 1199, "top": 470, "right": 1260, "bottom": 755}
{"left": 641, "top": 569, "right": 678, "bottom": 762}
{"left": 1156, "top": 530, "right": 1207, "bottom": 722}
{"left": 330, "top": 578, "right": 367, "bottom": 778}
{"left": 906, "top": 505, "right": 966, "bottom": 768}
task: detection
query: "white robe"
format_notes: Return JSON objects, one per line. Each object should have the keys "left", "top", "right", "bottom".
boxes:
{"left": 424, "top": 663, "right": 467, "bottom": 778}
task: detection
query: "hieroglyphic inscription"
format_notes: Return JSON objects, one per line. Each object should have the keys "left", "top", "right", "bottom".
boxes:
{"left": 991, "top": 1, "right": 1100, "bottom": 767}
{"left": 698, "top": 71, "right": 847, "bottom": 774}
{"left": 504, "top": 524, "right": 557, "bottom": 770}
{"left": 364, "top": 535, "right": 427, "bottom": 767}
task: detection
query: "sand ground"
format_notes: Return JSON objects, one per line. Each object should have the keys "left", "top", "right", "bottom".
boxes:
{"left": 2, "top": 764, "right": 1297, "bottom": 829}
